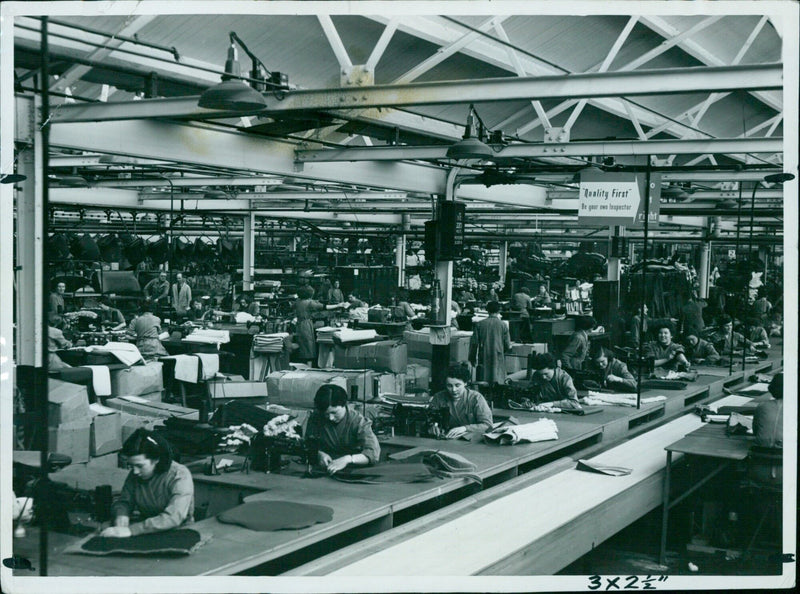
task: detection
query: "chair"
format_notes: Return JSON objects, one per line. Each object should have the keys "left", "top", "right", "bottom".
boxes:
{"left": 741, "top": 446, "right": 782, "bottom": 559}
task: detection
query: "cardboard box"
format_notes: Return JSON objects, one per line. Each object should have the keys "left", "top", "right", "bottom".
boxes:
{"left": 505, "top": 343, "right": 548, "bottom": 374}
{"left": 48, "top": 379, "right": 91, "bottom": 426}
{"left": 49, "top": 419, "right": 91, "bottom": 464}
{"left": 136, "top": 389, "right": 164, "bottom": 402}
{"left": 118, "top": 411, "right": 158, "bottom": 444}
{"left": 404, "top": 330, "right": 472, "bottom": 363}
{"left": 334, "top": 340, "right": 407, "bottom": 373}
{"left": 208, "top": 379, "right": 268, "bottom": 402}
{"left": 90, "top": 403, "right": 122, "bottom": 457}
{"left": 266, "top": 370, "right": 347, "bottom": 408}
{"left": 110, "top": 361, "right": 164, "bottom": 397}
{"left": 105, "top": 395, "right": 197, "bottom": 420}
{"left": 405, "top": 363, "right": 430, "bottom": 390}
{"left": 376, "top": 372, "right": 405, "bottom": 397}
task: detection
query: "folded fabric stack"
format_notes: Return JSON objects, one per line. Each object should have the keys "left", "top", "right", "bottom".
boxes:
{"left": 315, "top": 326, "right": 339, "bottom": 344}
{"left": 252, "top": 332, "right": 290, "bottom": 353}
{"left": 332, "top": 328, "right": 378, "bottom": 344}
{"left": 183, "top": 329, "right": 230, "bottom": 344}
{"left": 87, "top": 342, "right": 144, "bottom": 366}
{"left": 582, "top": 391, "right": 667, "bottom": 407}
{"left": 484, "top": 418, "right": 559, "bottom": 445}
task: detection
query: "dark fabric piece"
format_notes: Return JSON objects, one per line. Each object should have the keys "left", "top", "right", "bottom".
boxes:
{"left": 211, "top": 401, "right": 278, "bottom": 429}
{"left": 49, "top": 233, "right": 73, "bottom": 261}
{"left": 217, "top": 501, "right": 333, "bottom": 531}
{"left": 97, "top": 234, "right": 123, "bottom": 263}
{"left": 332, "top": 462, "right": 437, "bottom": 484}
{"left": 76, "top": 529, "right": 203, "bottom": 556}
{"left": 641, "top": 379, "right": 688, "bottom": 390}
{"left": 71, "top": 233, "right": 101, "bottom": 262}
{"left": 147, "top": 236, "right": 170, "bottom": 264}
{"left": 94, "top": 270, "right": 141, "bottom": 295}
{"left": 120, "top": 233, "right": 146, "bottom": 267}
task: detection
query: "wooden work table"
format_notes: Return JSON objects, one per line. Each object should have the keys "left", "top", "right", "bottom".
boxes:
{"left": 13, "top": 351, "right": 779, "bottom": 576}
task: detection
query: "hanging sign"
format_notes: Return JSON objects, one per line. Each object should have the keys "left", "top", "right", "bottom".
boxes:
{"left": 578, "top": 171, "right": 660, "bottom": 228}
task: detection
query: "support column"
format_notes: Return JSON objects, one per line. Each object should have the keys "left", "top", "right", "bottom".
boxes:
{"left": 243, "top": 212, "right": 255, "bottom": 292}
{"left": 15, "top": 97, "right": 44, "bottom": 366}
{"left": 758, "top": 245, "right": 769, "bottom": 283}
{"left": 699, "top": 240, "right": 711, "bottom": 299}
{"left": 498, "top": 241, "right": 508, "bottom": 285}
{"left": 396, "top": 215, "right": 408, "bottom": 287}
{"left": 607, "top": 226, "right": 622, "bottom": 282}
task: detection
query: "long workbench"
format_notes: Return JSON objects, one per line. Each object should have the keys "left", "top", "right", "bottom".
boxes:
{"left": 12, "top": 353, "right": 779, "bottom": 577}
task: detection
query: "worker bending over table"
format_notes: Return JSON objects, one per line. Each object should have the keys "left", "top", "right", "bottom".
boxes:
{"left": 643, "top": 325, "right": 690, "bottom": 371}
{"left": 430, "top": 363, "right": 494, "bottom": 439}
{"left": 305, "top": 385, "right": 381, "bottom": 474}
{"left": 528, "top": 353, "right": 581, "bottom": 411}
{"left": 585, "top": 345, "right": 637, "bottom": 392}
{"left": 711, "top": 315, "right": 755, "bottom": 356}
{"left": 126, "top": 302, "right": 168, "bottom": 358}
{"left": 102, "top": 429, "right": 194, "bottom": 537}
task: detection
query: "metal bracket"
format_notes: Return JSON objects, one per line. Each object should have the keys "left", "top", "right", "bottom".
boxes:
{"left": 650, "top": 156, "right": 674, "bottom": 167}
{"left": 543, "top": 127, "right": 569, "bottom": 143}
{"left": 341, "top": 65, "right": 374, "bottom": 87}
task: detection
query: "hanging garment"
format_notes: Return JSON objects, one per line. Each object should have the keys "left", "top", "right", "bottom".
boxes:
{"left": 68, "top": 529, "right": 207, "bottom": 556}
{"left": 217, "top": 500, "right": 333, "bottom": 531}
{"left": 147, "top": 236, "right": 170, "bottom": 264}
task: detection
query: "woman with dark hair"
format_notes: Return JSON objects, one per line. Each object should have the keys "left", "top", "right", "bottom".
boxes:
{"left": 529, "top": 353, "right": 581, "bottom": 411}
{"left": 560, "top": 315, "right": 596, "bottom": 372}
{"left": 294, "top": 286, "right": 347, "bottom": 365}
{"left": 305, "top": 384, "right": 380, "bottom": 474}
{"left": 126, "top": 301, "right": 168, "bottom": 358}
{"left": 430, "top": 363, "right": 493, "bottom": 438}
{"left": 586, "top": 345, "right": 637, "bottom": 392}
{"left": 101, "top": 429, "right": 194, "bottom": 538}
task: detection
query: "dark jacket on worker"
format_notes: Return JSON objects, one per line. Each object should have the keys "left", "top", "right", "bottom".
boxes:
{"left": 469, "top": 314, "right": 512, "bottom": 385}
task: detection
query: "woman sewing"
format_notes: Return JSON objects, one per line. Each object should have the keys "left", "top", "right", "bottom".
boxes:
{"left": 102, "top": 429, "right": 194, "bottom": 537}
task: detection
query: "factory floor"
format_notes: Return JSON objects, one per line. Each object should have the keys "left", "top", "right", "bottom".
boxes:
{"left": 559, "top": 504, "right": 786, "bottom": 577}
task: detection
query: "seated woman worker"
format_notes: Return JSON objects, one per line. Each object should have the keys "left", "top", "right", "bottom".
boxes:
{"left": 305, "top": 384, "right": 381, "bottom": 474}
{"left": 529, "top": 353, "right": 581, "bottom": 411}
{"left": 430, "top": 363, "right": 493, "bottom": 439}
{"left": 585, "top": 345, "right": 637, "bottom": 392}
{"left": 643, "top": 325, "right": 690, "bottom": 371}
{"left": 102, "top": 429, "right": 194, "bottom": 537}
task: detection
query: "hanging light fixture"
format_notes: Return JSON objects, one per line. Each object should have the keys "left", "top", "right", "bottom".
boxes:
{"left": 0, "top": 173, "right": 27, "bottom": 184}
{"left": 763, "top": 172, "right": 795, "bottom": 184}
{"left": 446, "top": 105, "right": 493, "bottom": 160}
{"left": 198, "top": 32, "right": 268, "bottom": 111}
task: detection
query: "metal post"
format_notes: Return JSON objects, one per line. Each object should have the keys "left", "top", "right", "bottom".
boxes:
{"left": 39, "top": 16, "right": 51, "bottom": 576}
{"left": 498, "top": 240, "right": 508, "bottom": 285}
{"left": 243, "top": 212, "right": 255, "bottom": 291}
{"left": 698, "top": 235, "right": 711, "bottom": 299}
{"left": 743, "top": 181, "right": 760, "bottom": 372}
{"left": 730, "top": 182, "right": 744, "bottom": 377}
{"left": 636, "top": 161, "right": 652, "bottom": 410}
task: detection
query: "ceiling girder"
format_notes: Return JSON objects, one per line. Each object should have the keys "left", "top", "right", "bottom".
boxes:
{"left": 296, "top": 137, "right": 783, "bottom": 162}
{"left": 48, "top": 63, "right": 783, "bottom": 123}
{"left": 42, "top": 108, "right": 543, "bottom": 204}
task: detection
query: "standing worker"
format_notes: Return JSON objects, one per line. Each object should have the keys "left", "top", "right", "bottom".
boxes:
{"left": 171, "top": 273, "right": 192, "bottom": 319}
{"left": 327, "top": 279, "right": 344, "bottom": 305}
{"left": 560, "top": 316, "right": 596, "bottom": 372}
{"left": 294, "top": 286, "right": 346, "bottom": 365}
{"left": 469, "top": 301, "right": 511, "bottom": 385}
{"left": 143, "top": 271, "right": 170, "bottom": 307}
{"left": 126, "top": 302, "right": 168, "bottom": 358}
{"left": 49, "top": 281, "right": 67, "bottom": 317}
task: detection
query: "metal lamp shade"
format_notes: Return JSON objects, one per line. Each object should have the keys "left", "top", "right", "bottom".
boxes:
{"left": 446, "top": 137, "right": 493, "bottom": 160}
{"left": 198, "top": 79, "right": 267, "bottom": 111}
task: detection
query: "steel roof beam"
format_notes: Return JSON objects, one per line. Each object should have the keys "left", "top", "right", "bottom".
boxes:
{"left": 49, "top": 63, "right": 783, "bottom": 123}
{"left": 296, "top": 137, "right": 783, "bottom": 162}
